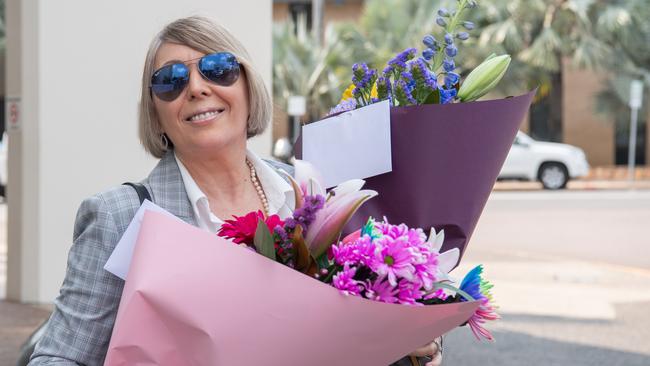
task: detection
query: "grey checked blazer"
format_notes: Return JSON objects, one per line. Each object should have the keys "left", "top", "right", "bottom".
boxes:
{"left": 28, "top": 150, "right": 427, "bottom": 366}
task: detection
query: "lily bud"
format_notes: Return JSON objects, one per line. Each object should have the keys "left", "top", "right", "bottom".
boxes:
{"left": 458, "top": 54, "right": 511, "bottom": 102}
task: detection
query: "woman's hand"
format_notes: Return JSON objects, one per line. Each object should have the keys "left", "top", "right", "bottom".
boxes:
{"left": 408, "top": 337, "right": 443, "bottom": 366}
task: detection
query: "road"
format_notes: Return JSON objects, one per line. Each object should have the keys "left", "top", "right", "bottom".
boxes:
{"left": 444, "top": 190, "right": 650, "bottom": 366}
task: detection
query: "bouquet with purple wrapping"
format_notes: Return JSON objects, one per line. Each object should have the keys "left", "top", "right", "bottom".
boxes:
{"left": 297, "top": 0, "right": 535, "bottom": 260}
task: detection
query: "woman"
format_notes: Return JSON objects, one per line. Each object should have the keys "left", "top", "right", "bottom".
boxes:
{"left": 27, "top": 16, "right": 442, "bottom": 366}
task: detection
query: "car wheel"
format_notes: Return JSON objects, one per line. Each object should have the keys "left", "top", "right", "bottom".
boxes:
{"left": 538, "top": 162, "right": 568, "bottom": 190}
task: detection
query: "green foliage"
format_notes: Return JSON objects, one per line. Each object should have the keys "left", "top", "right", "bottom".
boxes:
{"left": 473, "top": 0, "right": 649, "bottom": 94}
{"left": 272, "top": 22, "right": 354, "bottom": 120}
{"left": 272, "top": 0, "right": 649, "bottom": 124}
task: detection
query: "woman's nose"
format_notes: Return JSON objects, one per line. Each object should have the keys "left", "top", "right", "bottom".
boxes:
{"left": 185, "top": 64, "right": 212, "bottom": 100}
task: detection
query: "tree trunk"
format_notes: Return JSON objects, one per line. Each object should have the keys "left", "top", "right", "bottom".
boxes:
{"left": 547, "top": 60, "right": 564, "bottom": 142}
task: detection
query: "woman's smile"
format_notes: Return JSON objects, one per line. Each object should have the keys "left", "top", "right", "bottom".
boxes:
{"left": 183, "top": 107, "right": 226, "bottom": 125}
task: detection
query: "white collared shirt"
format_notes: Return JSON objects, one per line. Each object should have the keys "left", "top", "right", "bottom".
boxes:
{"left": 175, "top": 150, "right": 294, "bottom": 233}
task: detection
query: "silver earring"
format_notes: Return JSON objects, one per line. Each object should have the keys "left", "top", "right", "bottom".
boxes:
{"left": 161, "top": 134, "right": 169, "bottom": 150}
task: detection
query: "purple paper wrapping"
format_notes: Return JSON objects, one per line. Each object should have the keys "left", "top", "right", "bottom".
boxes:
{"left": 296, "top": 90, "right": 535, "bottom": 259}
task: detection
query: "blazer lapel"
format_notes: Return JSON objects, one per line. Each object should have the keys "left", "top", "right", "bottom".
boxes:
{"left": 146, "top": 150, "right": 197, "bottom": 226}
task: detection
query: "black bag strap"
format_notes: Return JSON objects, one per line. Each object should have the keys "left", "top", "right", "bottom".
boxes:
{"left": 122, "top": 182, "right": 152, "bottom": 205}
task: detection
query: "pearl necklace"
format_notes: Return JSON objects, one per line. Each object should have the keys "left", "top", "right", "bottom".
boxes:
{"left": 246, "top": 158, "right": 270, "bottom": 217}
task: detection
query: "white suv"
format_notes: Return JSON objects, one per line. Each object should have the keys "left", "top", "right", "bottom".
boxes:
{"left": 498, "top": 131, "right": 590, "bottom": 189}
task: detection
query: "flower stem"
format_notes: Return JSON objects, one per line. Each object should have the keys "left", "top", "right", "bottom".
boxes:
{"left": 432, "top": 282, "right": 476, "bottom": 302}
{"left": 431, "top": 0, "right": 470, "bottom": 74}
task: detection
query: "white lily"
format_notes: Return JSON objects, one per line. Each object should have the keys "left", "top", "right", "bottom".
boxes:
{"left": 290, "top": 160, "right": 378, "bottom": 258}
{"left": 428, "top": 227, "right": 460, "bottom": 283}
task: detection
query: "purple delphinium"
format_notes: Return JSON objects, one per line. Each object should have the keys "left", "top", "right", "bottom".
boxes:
{"left": 273, "top": 225, "right": 295, "bottom": 267}
{"left": 327, "top": 98, "right": 357, "bottom": 116}
{"left": 351, "top": 62, "right": 378, "bottom": 106}
{"left": 443, "top": 58, "right": 456, "bottom": 73}
{"left": 394, "top": 77, "right": 417, "bottom": 106}
{"left": 439, "top": 87, "right": 458, "bottom": 104}
{"left": 284, "top": 194, "right": 325, "bottom": 234}
{"left": 384, "top": 48, "right": 417, "bottom": 78}
{"left": 422, "top": 48, "right": 434, "bottom": 61}
{"left": 376, "top": 76, "right": 392, "bottom": 103}
{"left": 409, "top": 58, "right": 438, "bottom": 103}
{"left": 445, "top": 72, "right": 460, "bottom": 89}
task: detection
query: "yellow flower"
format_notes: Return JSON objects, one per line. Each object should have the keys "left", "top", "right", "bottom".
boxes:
{"left": 340, "top": 82, "right": 378, "bottom": 103}
{"left": 340, "top": 84, "right": 355, "bottom": 102}
{"left": 371, "top": 82, "right": 378, "bottom": 99}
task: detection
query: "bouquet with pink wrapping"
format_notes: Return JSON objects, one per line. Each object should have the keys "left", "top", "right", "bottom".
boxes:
{"left": 104, "top": 164, "right": 498, "bottom": 366}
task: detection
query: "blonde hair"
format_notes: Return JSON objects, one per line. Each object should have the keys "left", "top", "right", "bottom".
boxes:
{"left": 139, "top": 16, "right": 271, "bottom": 158}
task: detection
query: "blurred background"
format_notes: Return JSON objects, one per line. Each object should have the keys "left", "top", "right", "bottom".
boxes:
{"left": 1, "top": 0, "right": 649, "bottom": 365}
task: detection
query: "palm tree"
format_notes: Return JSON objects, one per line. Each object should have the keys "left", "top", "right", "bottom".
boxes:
{"left": 272, "top": 22, "right": 354, "bottom": 122}
{"left": 472, "top": 0, "right": 649, "bottom": 142}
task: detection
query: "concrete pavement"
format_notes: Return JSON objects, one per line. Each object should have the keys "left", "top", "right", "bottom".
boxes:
{"left": 442, "top": 190, "right": 650, "bottom": 365}
{"left": 443, "top": 251, "right": 650, "bottom": 365}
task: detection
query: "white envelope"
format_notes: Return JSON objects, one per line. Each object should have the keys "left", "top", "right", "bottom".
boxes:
{"left": 104, "top": 200, "right": 183, "bottom": 280}
{"left": 302, "top": 100, "right": 392, "bottom": 188}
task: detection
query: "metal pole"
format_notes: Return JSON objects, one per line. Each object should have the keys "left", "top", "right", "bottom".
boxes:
{"left": 292, "top": 115, "right": 301, "bottom": 144}
{"left": 312, "top": 0, "right": 324, "bottom": 46}
{"left": 627, "top": 107, "right": 639, "bottom": 182}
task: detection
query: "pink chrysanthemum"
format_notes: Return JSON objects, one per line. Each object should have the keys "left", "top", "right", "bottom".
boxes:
{"left": 370, "top": 237, "right": 416, "bottom": 287}
{"left": 364, "top": 278, "right": 399, "bottom": 304}
{"left": 397, "top": 281, "right": 424, "bottom": 305}
{"left": 332, "top": 264, "right": 362, "bottom": 296}
{"left": 331, "top": 235, "right": 375, "bottom": 266}
{"left": 467, "top": 298, "right": 500, "bottom": 341}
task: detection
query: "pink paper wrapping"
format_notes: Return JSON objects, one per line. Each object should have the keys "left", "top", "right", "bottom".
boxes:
{"left": 104, "top": 211, "right": 479, "bottom": 366}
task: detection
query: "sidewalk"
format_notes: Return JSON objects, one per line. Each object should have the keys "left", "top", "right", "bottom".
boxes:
{"left": 444, "top": 249, "right": 650, "bottom": 365}
{"left": 0, "top": 301, "right": 50, "bottom": 366}
{"left": 494, "top": 166, "right": 650, "bottom": 191}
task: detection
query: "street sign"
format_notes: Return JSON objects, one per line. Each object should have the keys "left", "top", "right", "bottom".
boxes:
{"left": 287, "top": 95, "right": 306, "bottom": 117}
{"left": 630, "top": 80, "right": 643, "bottom": 110}
{"left": 5, "top": 96, "right": 21, "bottom": 132}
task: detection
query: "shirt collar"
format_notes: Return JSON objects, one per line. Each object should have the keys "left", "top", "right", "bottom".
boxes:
{"left": 174, "top": 150, "right": 294, "bottom": 222}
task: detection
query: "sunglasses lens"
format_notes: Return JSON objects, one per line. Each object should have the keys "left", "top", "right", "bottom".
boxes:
{"left": 199, "top": 52, "right": 240, "bottom": 86}
{"left": 151, "top": 63, "right": 189, "bottom": 101}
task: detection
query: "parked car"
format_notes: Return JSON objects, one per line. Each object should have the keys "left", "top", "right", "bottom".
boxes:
{"left": 498, "top": 131, "right": 590, "bottom": 189}
{"left": 0, "top": 132, "right": 7, "bottom": 197}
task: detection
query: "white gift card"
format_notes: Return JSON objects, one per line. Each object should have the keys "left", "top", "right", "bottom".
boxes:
{"left": 302, "top": 100, "right": 392, "bottom": 188}
{"left": 104, "top": 200, "right": 183, "bottom": 280}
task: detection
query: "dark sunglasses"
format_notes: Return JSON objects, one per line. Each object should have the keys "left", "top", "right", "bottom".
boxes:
{"left": 150, "top": 51, "right": 240, "bottom": 102}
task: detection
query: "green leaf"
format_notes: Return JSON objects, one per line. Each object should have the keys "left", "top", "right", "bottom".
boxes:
{"left": 315, "top": 252, "right": 331, "bottom": 269}
{"left": 254, "top": 219, "right": 276, "bottom": 261}
{"left": 423, "top": 88, "right": 441, "bottom": 104}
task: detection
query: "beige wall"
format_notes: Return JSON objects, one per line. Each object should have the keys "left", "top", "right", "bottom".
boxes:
{"left": 6, "top": 0, "right": 272, "bottom": 303}
{"left": 563, "top": 61, "right": 615, "bottom": 166}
